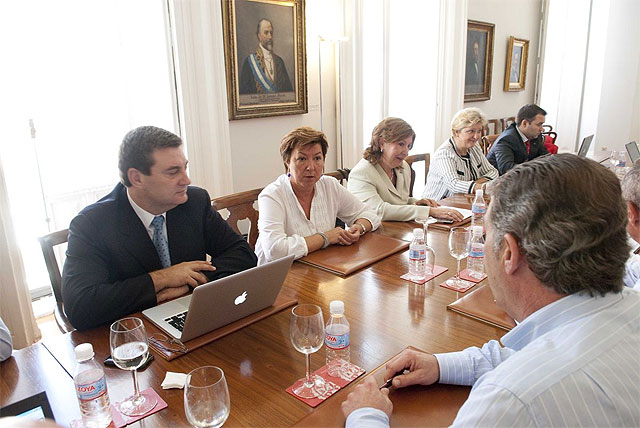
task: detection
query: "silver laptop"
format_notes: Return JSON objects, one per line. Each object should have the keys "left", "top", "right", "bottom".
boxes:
{"left": 142, "top": 254, "right": 294, "bottom": 341}
{"left": 626, "top": 141, "right": 640, "bottom": 164}
{"left": 577, "top": 134, "right": 594, "bottom": 157}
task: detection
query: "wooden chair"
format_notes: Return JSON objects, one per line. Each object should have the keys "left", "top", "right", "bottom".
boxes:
{"left": 542, "top": 124, "right": 553, "bottom": 133}
{"left": 480, "top": 134, "right": 500, "bottom": 155}
{"left": 405, "top": 153, "right": 430, "bottom": 197}
{"left": 211, "top": 188, "right": 262, "bottom": 250}
{"left": 38, "top": 229, "right": 75, "bottom": 333}
{"left": 501, "top": 116, "right": 516, "bottom": 130}
{"left": 484, "top": 119, "right": 501, "bottom": 136}
{"left": 323, "top": 168, "right": 351, "bottom": 184}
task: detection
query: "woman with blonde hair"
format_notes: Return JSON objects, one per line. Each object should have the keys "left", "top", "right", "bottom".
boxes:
{"left": 256, "top": 127, "right": 380, "bottom": 264}
{"left": 422, "top": 108, "right": 498, "bottom": 200}
{"left": 348, "top": 117, "right": 463, "bottom": 221}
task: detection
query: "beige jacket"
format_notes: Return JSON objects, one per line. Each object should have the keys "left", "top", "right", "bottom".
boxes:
{"left": 348, "top": 158, "right": 430, "bottom": 221}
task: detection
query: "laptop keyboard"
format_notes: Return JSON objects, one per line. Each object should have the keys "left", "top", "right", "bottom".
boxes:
{"left": 165, "top": 311, "right": 188, "bottom": 332}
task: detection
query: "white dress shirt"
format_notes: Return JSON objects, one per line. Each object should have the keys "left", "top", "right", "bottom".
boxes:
{"left": 0, "top": 317, "right": 12, "bottom": 361}
{"left": 255, "top": 174, "right": 380, "bottom": 264}
{"left": 346, "top": 288, "right": 640, "bottom": 428}
{"left": 127, "top": 189, "right": 167, "bottom": 242}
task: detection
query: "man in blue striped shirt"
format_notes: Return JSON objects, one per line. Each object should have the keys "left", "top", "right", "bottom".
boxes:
{"left": 342, "top": 154, "right": 640, "bottom": 427}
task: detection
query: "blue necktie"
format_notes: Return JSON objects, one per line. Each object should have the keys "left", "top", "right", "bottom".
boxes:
{"left": 151, "top": 215, "right": 171, "bottom": 268}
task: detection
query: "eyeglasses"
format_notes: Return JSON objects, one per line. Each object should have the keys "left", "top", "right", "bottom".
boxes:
{"left": 149, "top": 333, "right": 188, "bottom": 354}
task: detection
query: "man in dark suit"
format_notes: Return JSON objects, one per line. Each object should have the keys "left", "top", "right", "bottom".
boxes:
{"left": 62, "top": 126, "right": 257, "bottom": 330}
{"left": 239, "top": 18, "right": 293, "bottom": 94}
{"left": 487, "top": 104, "right": 549, "bottom": 175}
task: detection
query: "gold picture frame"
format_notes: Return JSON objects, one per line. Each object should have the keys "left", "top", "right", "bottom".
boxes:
{"left": 221, "top": 0, "right": 307, "bottom": 120}
{"left": 504, "top": 36, "right": 529, "bottom": 91}
{"left": 464, "top": 20, "right": 495, "bottom": 102}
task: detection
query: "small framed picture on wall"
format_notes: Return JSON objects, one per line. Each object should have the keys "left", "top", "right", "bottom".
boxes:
{"left": 464, "top": 20, "right": 495, "bottom": 102}
{"left": 504, "top": 36, "right": 529, "bottom": 91}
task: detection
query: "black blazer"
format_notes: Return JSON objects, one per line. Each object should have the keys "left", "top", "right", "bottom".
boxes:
{"left": 487, "top": 123, "right": 548, "bottom": 175}
{"left": 62, "top": 183, "right": 257, "bottom": 330}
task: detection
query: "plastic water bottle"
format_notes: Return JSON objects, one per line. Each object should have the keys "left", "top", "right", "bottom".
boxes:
{"left": 471, "top": 189, "right": 486, "bottom": 231}
{"left": 74, "top": 343, "right": 112, "bottom": 428}
{"left": 467, "top": 226, "right": 485, "bottom": 279}
{"left": 409, "top": 228, "right": 427, "bottom": 280}
{"left": 325, "top": 300, "right": 350, "bottom": 377}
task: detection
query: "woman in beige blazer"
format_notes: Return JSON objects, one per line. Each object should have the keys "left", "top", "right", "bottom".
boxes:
{"left": 348, "top": 117, "right": 463, "bottom": 222}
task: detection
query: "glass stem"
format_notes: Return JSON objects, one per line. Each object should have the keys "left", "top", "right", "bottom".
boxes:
{"left": 305, "top": 353, "right": 312, "bottom": 387}
{"left": 132, "top": 369, "right": 141, "bottom": 398}
{"left": 456, "top": 258, "right": 461, "bottom": 279}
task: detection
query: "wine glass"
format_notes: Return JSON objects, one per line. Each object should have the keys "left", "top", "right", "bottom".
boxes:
{"left": 110, "top": 317, "right": 157, "bottom": 416}
{"left": 290, "top": 304, "right": 325, "bottom": 398}
{"left": 184, "top": 366, "right": 230, "bottom": 428}
{"left": 446, "top": 227, "right": 471, "bottom": 290}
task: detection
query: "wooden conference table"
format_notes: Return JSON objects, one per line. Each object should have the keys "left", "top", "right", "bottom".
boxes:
{"left": 2, "top": 194, "right": 505, "bottom": 427}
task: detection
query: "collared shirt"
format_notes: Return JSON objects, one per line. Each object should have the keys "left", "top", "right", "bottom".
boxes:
{"left": 624, "top": 253, "right": 640, "bottom": 290}
{"left": 255, "top": 174, "right": 381, "bottom": 264}
{"left": 346, "top": 289, "right": 640, "bottom": 428}
{"left": 259, "top": 44, "right": 274, "bottom": 81}
{"left": 422, "top": 139, "right": 498, "bottom": 200}
{"left": 126, "top": 189, "right": 167, "bottom": 242}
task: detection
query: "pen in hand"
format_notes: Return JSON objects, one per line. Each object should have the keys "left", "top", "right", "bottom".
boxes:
{"left": 379, "top": 369, "right": 406, "bottom": 390}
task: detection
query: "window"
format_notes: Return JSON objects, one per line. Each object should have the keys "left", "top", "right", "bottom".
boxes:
{"left": 0, "top": 0, "right": 179, "bottom": 309}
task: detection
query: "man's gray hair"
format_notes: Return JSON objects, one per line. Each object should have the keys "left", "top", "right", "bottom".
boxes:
{"left": 487, "top": 154, "right": 629, "bottom": 296}
{"left": 621, "top": 161, "right": 640, "bottom": 207}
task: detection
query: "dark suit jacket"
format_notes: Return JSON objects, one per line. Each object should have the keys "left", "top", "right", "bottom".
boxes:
{"left": 62, "top": 183, "right": 257, "bottom": 330}
{"left": 487, "top": 123, "right": 548, "bottom": 175}
{"left": 239, "top": 49, "right": 293, "bottom": 94}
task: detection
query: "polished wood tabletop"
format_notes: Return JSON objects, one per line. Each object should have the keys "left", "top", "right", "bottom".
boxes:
{"left": 7, "top": 195, "right": 502, "bottom": 427}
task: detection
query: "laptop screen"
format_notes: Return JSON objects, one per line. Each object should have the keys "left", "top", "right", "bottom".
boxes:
{"left": 577, "top": 135, "right": 594, "bottom": 157}
{"left": 626, "top": 141, "right": 640, "bottom": 164}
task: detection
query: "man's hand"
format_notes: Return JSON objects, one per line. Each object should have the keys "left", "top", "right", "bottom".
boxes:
{"left": 384, "top": 349, "right": 440, "bottom": 389}
{"left": 150, "top": 261, "right": 216, "bottom": 293}
{"left": 415, "top": 198, "right": 440, "bottom": 207}
{"left": 341, "top": 377, "right": 393, "bottom": 419}
{"left": 156, "top": 285, "right": 191, "bottom": 303}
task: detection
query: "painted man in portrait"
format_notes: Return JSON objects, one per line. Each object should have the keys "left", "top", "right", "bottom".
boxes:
{"left": 239, "top": 18, "right": 293, "bottom": 94}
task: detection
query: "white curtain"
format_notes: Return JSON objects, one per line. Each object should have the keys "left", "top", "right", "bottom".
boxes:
{"left": 170, "top": 0, "right": 234, "bottom": 197}
{"left": 0, "top": 158, "right": 41, "bottom": 350}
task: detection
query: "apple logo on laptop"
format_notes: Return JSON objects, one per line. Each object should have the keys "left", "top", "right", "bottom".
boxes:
{"left": 234, "top": 291, "right": 248, "bottom": 305}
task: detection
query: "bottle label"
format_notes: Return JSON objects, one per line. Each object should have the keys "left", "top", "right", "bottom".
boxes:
{"left": 409, "top": 248, "right": 426, "bottom": 260}
{"left": 472, "top": 205, "right": 486, "bottom": 214}
{"left": 76, "top": 376, "right": 107, "bottom": 401}
{"left": 325, "top": 332, "right": 350, "bottom": 350}
{"left": 470, "top": 243, "right": 484, "bottom": 258}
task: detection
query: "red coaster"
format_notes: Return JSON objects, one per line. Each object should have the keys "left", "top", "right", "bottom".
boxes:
{"left": 459, "top": 268, "right": 487, "bottom": 283}
{"left": 440, "top": 277, "right": 477, "bottom": 293}
{"left": 70, "top": 388, "right": 167, "bottom": 428}
{"left": 286, "top": 361, "right": 366, "bottom": 407}
{"left": 400, "top": 265, "right": 448, "bottom": 284}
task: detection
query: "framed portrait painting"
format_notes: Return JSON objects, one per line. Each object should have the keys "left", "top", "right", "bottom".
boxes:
{"left": 504, "top": 36, "right": 529, "bottom": 91}
{"left": 221, "top": 0, "right": 307, "bottom": 120}
{"left": 464, "top": 20, "right": 494, "bottom": 102}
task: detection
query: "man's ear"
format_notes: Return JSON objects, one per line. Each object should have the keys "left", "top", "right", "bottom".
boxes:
{"left": 128, "top": 168, "right": 142, "bottom": 187}
{"left": 502, "top": 233, "right": 523, "bottom": 275}
{"left": 628, "top": 201, "right": 640, "bottom": 226}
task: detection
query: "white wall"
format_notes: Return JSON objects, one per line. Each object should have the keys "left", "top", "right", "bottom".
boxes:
{"left": 465, "top": 0, "right": 542, "bottom": 123}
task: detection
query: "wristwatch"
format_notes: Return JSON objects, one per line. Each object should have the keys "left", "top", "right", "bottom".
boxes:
{"left": 318, "top": 232, "right": 330, "bottom": 248}
{"left": 356, "top": 223, "right": 366, "bottom": 235}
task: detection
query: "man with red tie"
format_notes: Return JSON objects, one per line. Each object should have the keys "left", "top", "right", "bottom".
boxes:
{"left": 487, "top": 104, "right": 548, "bottom": 175}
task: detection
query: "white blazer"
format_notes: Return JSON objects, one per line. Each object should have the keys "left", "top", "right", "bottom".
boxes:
{"left": 348, "top": 158, "right": 431, "bottom": 221}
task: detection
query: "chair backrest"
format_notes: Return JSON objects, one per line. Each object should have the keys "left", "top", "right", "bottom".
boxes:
{"left": 405, "top": 153, "right": 430, "bottom": 197}
{"left": 211, "top": 188, "right": 263, "bottom": 250}
{"left": 501, "top": 116, "right": 516, "bottom": 131}
{"left": 38, "top": 229, "right": 75, "bottom": 333}
{"left": 323, "top": 168, "right": 351, "bottom": 185}
{"left": 480, "top": 134, "right": 500, "bottom": 155}
{"left": 484, "top": 119, "right": 501, "bottom": 136}
{"left": 542, "top": 124, "right": 553, "bottom": 133}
